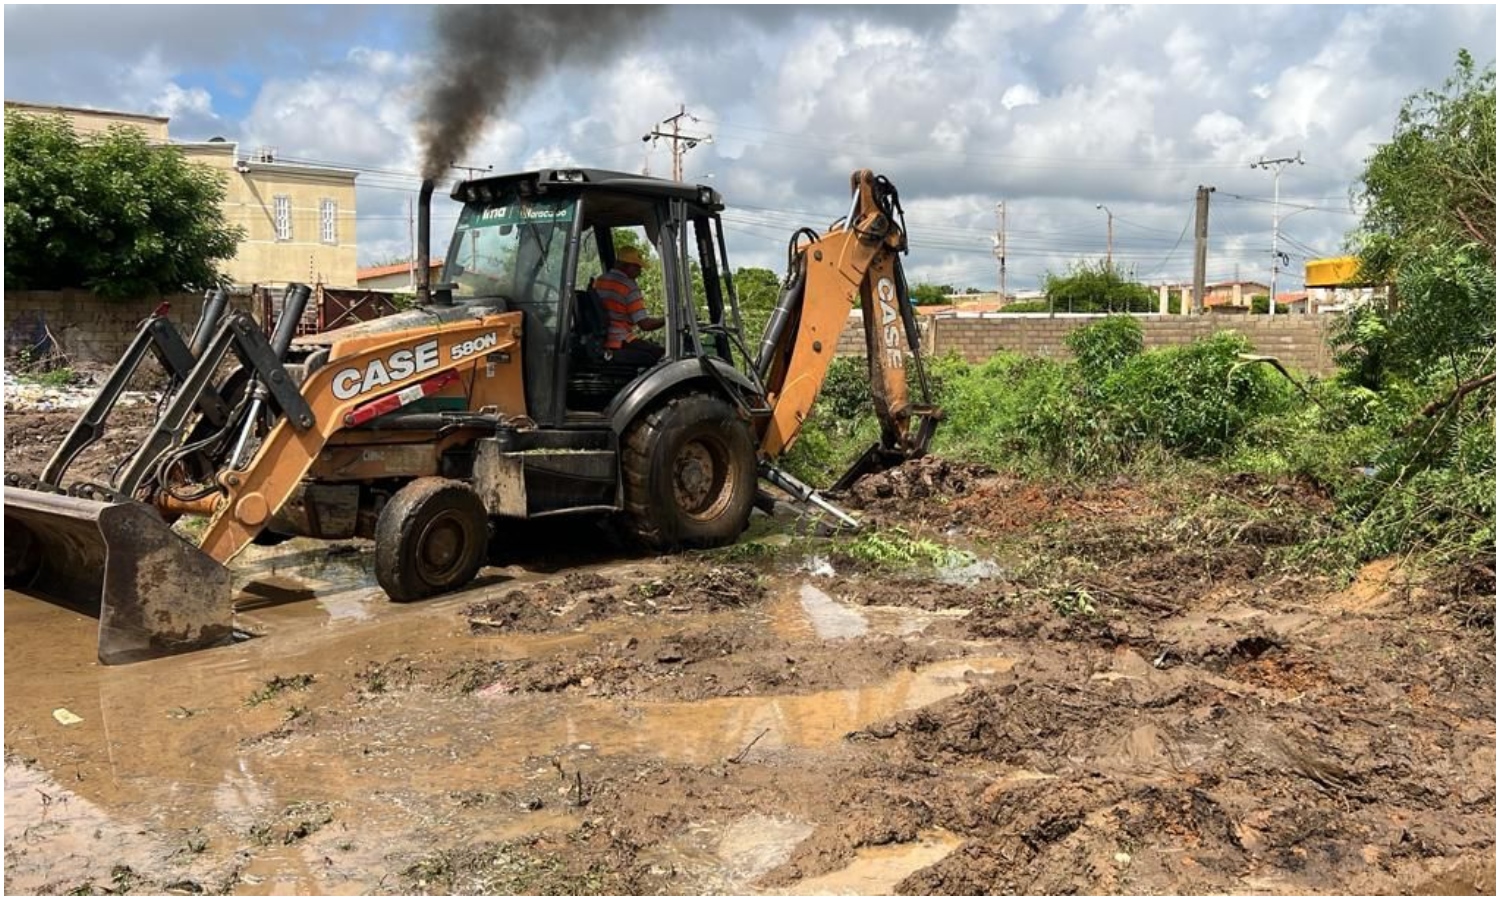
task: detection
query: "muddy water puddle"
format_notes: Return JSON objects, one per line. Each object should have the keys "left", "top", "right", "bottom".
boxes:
{"left": 777, "top": 829, "right": 964, "bottom": 895}
{"left": 7, "top": 530, "right": 1017, "bottom": 896}
{"left": 646, "top": 811, "right": 961, "bottom": 895}
{"left": 771, "top": 582, "right": 970, "bottom": 642}
{"left": 463, "top": 655, "right": 1016, "bottom": 765}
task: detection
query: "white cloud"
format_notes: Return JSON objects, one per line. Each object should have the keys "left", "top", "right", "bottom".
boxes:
{"left": 3, "top": 4, "right": 1492, "bottom": 285}
{"left": 1001, "top": 84, "right": 1040, "bottom": 110}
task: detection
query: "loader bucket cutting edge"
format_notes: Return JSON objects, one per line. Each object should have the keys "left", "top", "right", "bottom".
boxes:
{"left": 4, "top": 488, "right": 233, "bottom": 665}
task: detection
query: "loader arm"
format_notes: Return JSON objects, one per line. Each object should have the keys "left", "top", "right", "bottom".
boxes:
{"left": 754, "top": 170, "right": 940, "bottom": 484}
{"left": 195, "top": 314, "right": 524, "bottom": 565}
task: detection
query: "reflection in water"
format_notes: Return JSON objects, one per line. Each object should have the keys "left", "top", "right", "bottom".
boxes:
{"left": 470, "top": 656, "right": 1015, "bottom": 765}
{"left": 777, "top": 828, "right": 963, "bottom": 895}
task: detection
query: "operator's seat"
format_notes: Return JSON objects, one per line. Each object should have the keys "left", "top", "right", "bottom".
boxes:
{"left": 566, "top": 282, "right": 654, "bottom": 411}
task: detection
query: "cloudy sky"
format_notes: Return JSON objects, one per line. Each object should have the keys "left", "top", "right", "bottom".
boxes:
{"left": 5, "top": 4, "right": 1494, "bottom": 294}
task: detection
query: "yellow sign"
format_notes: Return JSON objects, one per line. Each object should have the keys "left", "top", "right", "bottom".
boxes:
{"left": 1305, "top": 256, "right": 1363, "bottom": 287}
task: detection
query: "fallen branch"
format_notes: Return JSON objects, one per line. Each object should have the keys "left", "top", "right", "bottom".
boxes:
{"left": 728, "top": 728, "right": 771, "bottom": 764}
{"left": 1416, "top": 372, "right": 1495, "bottom": 419}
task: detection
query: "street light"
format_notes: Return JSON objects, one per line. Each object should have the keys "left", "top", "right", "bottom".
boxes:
{"left": 1251, "top": 151, "right": 1306, "bottom": 316}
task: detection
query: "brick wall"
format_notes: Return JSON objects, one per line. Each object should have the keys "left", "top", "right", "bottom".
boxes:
{"left": 4, "top": 289, "right": 256, "bottom": 367}
{"left": 836, "top": 313, "right": 1338, "bottom": 376}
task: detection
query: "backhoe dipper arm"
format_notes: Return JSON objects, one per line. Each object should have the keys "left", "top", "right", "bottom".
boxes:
{"left": 755, "top": 170, "right": 940, "bottom": 474}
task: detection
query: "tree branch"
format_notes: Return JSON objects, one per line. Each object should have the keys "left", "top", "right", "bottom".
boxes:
{"left": 1416, "top": 372, "right": 1497, "bottom": 419}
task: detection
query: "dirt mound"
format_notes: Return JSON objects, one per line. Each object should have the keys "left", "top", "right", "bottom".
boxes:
{"left": 4, "top": 406, "right": 158, "bottom": 484}
{"left": 465, "top": 564, "right": 766, "bottom": 634}
{"left": 845, "top": 457, "right": 993, "bottom": 509}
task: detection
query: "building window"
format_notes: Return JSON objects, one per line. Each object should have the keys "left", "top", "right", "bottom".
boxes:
{"left": 320, "top": 198, "right": 337, "bottom": 245}
{"left": 274, "top": 195, "right": 292, "bottom": 242}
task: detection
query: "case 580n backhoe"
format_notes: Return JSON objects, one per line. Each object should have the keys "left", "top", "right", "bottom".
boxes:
{"left": 4, "top": 168, "right": 940, "bottom": 664}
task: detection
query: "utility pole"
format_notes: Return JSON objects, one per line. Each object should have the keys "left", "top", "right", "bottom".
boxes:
{"left": 1096, "top": 204, "right": 1114, "bottom": 269}
{"left": 450, "top": 161, "right": 493, "bottom": 182}
{"left": 1192, "top": 185, "right": 1215, "bottom": 315}
{"left": 993, "top": 201, "right": 1007, "bottom": 301}
{"left": 407, "top": 197, "right": 415, "bottom": 289}
{"left": 643, "top": 105, "right": 713, "bottom": 182}
{"left": 1251, "top": 151, "right": 1305, "bottom": 317}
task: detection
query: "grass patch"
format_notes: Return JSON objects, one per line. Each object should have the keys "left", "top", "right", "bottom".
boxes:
{"left": 833, "top": 527, "right": 974, "bottom": 571}
{"left": 245, "top": 673, "right": 315, "bottom": 707}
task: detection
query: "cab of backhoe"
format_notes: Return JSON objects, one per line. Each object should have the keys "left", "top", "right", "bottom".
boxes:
{"left": 441, "top": 169, "right": 751, "bottom": 423}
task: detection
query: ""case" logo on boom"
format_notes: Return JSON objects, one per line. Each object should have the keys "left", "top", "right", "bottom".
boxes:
{"left": 332, "top": 339, "right": 440, "bottom": 400}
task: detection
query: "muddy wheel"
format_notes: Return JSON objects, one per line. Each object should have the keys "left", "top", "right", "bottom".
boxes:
{"left": 374, "top": 478, "right": 488, "bottom": 602}
{"left": 622, "top": 392, "right": 757, "bottom": 551}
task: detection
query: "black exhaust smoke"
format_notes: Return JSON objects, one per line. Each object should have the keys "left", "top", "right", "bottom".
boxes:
{"left": 418, "top": 6, "right": 665, "bottom": 180}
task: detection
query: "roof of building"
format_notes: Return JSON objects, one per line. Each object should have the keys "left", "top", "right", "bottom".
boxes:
{"left": 357, "top": 260, "right": 443, "bottom": 281}
{"left": 5, "top": 99, "right": 169, "bottom": 123}
{"left": 1206, "top": 280, "right": 1270, "bottom": 290}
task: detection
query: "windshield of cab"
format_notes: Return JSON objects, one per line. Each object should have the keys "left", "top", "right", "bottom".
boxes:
{"left": 443, "top": 191, "right": 575, "bottom": 306}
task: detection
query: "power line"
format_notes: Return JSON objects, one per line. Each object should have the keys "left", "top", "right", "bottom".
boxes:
{"left": 1139, "top": 205, "right": 1195, "bottom": 279}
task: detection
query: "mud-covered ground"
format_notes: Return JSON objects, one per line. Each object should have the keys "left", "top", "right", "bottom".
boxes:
{"left": 4, "top": 409, "right": 1494, "bottom": 895}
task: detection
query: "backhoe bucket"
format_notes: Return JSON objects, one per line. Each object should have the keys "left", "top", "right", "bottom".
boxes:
{"left": 4, "top": 489, "right": 233, "bottom": 664}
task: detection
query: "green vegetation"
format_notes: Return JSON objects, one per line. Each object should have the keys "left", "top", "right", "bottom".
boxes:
{"left": 245, "top": 673, "right": 316, "bottom": 707}
{"left": 836, "top": 527, "right": 973, "bottom": 570}
{"left": 4, "top": 111, "right": 243, "bottom": 298}
{"left": 783, "top": 54, "right": 1494, "bottom": 598}
{"left": 1044, "top": 260, "right": 1156, "bottom": 313}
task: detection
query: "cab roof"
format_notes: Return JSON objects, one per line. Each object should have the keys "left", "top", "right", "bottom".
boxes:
{"left": 451, "top": 168, "right": 723, "bottom": 211}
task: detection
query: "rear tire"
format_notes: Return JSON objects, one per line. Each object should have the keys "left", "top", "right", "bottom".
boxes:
{"left": 622, "top": 392, "right": 757, "bottom": 551}
{"left": 374, "top": 478, "right": 488, "bottom": 602}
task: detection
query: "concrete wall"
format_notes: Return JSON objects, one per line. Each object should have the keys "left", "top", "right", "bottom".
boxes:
{"left": 5, "top": 289, "right": 256, "bottom": 367}
{"left": 836, "top": 313, "right": 1339, "bottom": 376}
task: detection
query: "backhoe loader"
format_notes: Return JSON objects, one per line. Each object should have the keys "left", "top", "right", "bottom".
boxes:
{"left": 4, "top": 168, "right": 940, "bottom": 664}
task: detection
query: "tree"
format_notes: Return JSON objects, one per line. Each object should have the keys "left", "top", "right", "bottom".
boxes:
{"left": 4, "top": 111, "right": 244, "bottom": 298}
{"left": 729, "top": 266, "right": 781, "bottom": 344}
{"left": 1249, "top": 294, "right": 1289, "bottom": 315}
{"left": 1337, "top": 51, "right": 1497, "bottom": 388}
{"left": 909, "top": 283, "right": 951, "bottom": 306}
{"left": 1043, "top": 260, "right": 1154, "bottom": 313}
{"left": 1356, "top": 49, "right": 1496, "bottom": 278}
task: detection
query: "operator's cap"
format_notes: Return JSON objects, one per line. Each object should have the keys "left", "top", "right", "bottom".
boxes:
{"left": 615, "top": 247, "right": 648, "bottom": 268}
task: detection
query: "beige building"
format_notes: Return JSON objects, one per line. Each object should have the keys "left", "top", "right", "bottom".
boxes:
{"left": 5, "top": 101, "right": 359, "bottom": 288}
{"left": 4, "top": 100, "right": 168, "bottom": 141}
{"left": 178, "top": 141, "right": 358, "bottom": 287}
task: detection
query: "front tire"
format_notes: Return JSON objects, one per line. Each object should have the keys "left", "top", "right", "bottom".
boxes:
{"left": 374, "top": 478, "right": 488, "bottom": 602}
{"left": 622, "top": 392, "right": 757, "bottom": 551}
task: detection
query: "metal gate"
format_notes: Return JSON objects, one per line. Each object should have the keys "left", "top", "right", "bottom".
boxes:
{"left": 261, "top": 286, "right": 400, "bottom": 337}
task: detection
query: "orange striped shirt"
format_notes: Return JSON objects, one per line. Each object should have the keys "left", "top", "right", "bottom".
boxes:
{"left": 595, "top": 268, "right": 647, "bottom": 349}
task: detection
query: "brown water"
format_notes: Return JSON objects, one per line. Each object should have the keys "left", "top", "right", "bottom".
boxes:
{"left": 5, "top": 539, "right": 1015, "bottom": 895}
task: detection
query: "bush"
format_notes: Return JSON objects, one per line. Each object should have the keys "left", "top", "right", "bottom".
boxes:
{"left": 1099, "top": 332, "right": 1294, "bottom": 458}
{"left": 1067, "top": 315, "right": 1143, "bottom": 383}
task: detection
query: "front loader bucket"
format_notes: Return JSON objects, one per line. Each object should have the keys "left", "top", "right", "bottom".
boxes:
{"left": 4, "top": 489, "right": 233, "bottom": 664}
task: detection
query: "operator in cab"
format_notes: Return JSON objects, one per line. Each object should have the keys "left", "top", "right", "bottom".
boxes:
{"left": 597, "top": 246, "right": 665, "bottom": 366}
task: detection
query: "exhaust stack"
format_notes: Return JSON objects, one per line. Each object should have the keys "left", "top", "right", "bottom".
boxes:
{"left": 417, "top": 178, "right": 444, "bottom": 306}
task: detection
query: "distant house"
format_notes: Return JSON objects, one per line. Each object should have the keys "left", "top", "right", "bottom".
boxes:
{"left": 5, "top": 100, "right": 359, "bottom": 289}
{"left": 1203, "top": 280, "right": 1269, "bottom": 310}
{"left": 357, "top": 260, "right": 443, "bottom": 292}
{"left": 1304, "top": 256, "right": 1385, "bottom": 313}
{"left": 1277, "top": 291, "right": 1312, "bottom": 314}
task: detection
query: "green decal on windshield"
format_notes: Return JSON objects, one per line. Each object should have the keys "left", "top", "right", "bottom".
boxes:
{"left": 463, "top": 202, "right": 574, "bottom": 227}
